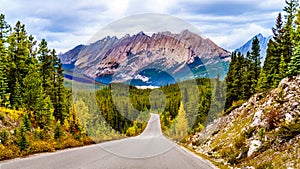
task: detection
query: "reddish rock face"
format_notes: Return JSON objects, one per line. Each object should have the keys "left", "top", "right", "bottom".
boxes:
{"left": 59, "top": 30, "right": 231, "bottom": 83}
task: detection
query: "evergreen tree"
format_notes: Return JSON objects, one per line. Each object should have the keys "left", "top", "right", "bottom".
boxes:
{"left": 261, "top": 14, "right": 284, "bottom": 89}
{"left": 288, "top": 48, "right": 300, "bottom": 76}
{"left": 11, "top": 78, "right": 23, "bottom": 108}
{"left": 279, "top": 54, "right": 288, "bottom": 79}
{"left": 282, "top": 0, "right": 299, "bottom": 63}
{"left": 0, "top": 41, "right": 8, "bottom": 104}
{"left": 247, "top": 37, "right": 261, "bottom": 96}
{"left": 225, "top": 52, "right": 237, "bottom": 109}
{"left": 0, "top": 14, "right": 10, "bottom": 105}
{"left": 22, "top": 68, "right": 44, "bottom": 112}
{"left": 287, "top": 8, "right": 300, "bottom": 77}
{"left": 17, "top": 123, "right": 30, "bottom": 150}
{"left": 37, "top": 39, "right": 52, "bottom": 92}
{"left": 52, "top": 50, "right": 68, "bottom": 122}
{"left": 54, "top": 120, "right": 63, "bottom": 139}
{"left": 0, "top": 14, "right": 10, "bottom": 39}
{"left": 7, "top": 21, "right": 31, "bottom": 108}
{"left": 22, "top": 113, "right": 31, "bottom": 132}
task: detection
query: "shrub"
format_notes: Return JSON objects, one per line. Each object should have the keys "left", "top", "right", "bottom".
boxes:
{"left": 265, "top": 109, "right": 281, "bottom": 131}
{"left": 243, "top": 126, "right": 256, "bottom": 139}
{"left": 276, "top": 119, "right": 300, "bottom": 140}
{"left": 219, "top": 147, "right": 239, "bottom": 165}
{"left": 61, "top": 137, "right": 83, "bottom": 149}
{"left": 224, "top": 100, "right": 245, "bottom": 115}
{"left": 0, "top": 144, "right": 21, "bottom": 160}
{"left": 0, "top": 113, "right": 4, "bottom": 120}
{"left": 257, "top": 162, "right": 273, "bottom": 169}
{"left": 29, "top": 141, "right": 55, "bottom": 153}
{"left": 234, "top": 135, "right": 246, "bottom": 149}
{"left": 0, "top": 129, "right": 10, "bottom": 145}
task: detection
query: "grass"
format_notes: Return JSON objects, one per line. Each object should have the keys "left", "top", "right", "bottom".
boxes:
{"left": 180, "top": 144, "right": 230, "bottom": 169}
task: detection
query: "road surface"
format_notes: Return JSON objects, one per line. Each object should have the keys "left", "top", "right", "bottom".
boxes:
{"left": 0, "top": 114, "right": 215, "bottom": 169}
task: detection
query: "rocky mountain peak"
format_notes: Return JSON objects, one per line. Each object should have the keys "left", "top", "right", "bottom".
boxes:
{"left": 59, "top": 30, "right": 231, "bottom": 85}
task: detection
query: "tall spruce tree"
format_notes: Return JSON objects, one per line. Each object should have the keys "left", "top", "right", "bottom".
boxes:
{"left": 0, "top": 14, "right": 10, "bottom": 105}
{"left": 7, "top": 21, "right": 31, "bottom": 108}
{"left": 288, "top": 8, "right": 300, "bottom": 77}
{"left": 282, "top": 0, "right": 299, "bottom": 63}
{"left": 260, "top": 14, "right": 285, "bottom": 89}
{"left": 246, "top": 37, "right": 261, "bottom": 96}
{"left": 37, "top": 39, "right": 52, "bottom": 92}
{"left": 51, "top": 49, "right": 68, "bottom": 122}
{"left": 225, "top": 52, "right": 237, "bottom": 109}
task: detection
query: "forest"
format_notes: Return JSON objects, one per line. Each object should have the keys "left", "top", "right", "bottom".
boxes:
{"left": 225, "top": 0, "right": 300, "bottom": 111}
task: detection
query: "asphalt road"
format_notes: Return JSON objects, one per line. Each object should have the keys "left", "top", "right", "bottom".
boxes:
{"left": 0, "top": 114, "right": 215, "bottom": 169}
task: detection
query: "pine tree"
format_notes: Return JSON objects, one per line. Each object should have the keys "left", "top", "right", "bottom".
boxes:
{"left": 17, "top": 123, "right": 30, "bottom": 150}
{"left": 0, "top": 14, "right": 10, "bottom": 39}
{"left": 257, "top": 69, "right": 268, "bottom": 92}
{"left": 247, "top": 37, "right": 261, "bottom": 96}
{"left": 54, "top": 120, "right": 63, "bottom": 139}
{"left": 37, "top": 39, "right": 52, "bottom": 92}
{"left": 52, "top": 50, "right": 68, "bottom": 122}
{"left": 282, "top": 0, "right": 299, "bottom": 63}
{"left": 0, "top": 41, "right": 8, "bottom": 104}
{"left": 262, "top": 13, "right": 285, "bottom": 89}
{"left": 7, "top": 21, "right": 32, "bottom": 108}
{"left": 278, "top": 54, "right": 288, "bottom": 80}
{"left": 22, "top": 68, "right": 44, "bottom": 112}
{"left": 11, "top": 78, "right": 23, "bottom": 108}
{"left": 0, "top": 14, "right": 10, "bottom": 106}
{"left": 22, "top": 113, "right": 31, "bottom": 132}
{"left": 288, "top": 48, "right": 300, "bottom": 76}
{"left": 225, "top": 52, "right": 237, "bottom": 109}
{"left": 287, "top": 7, "right": 300, "bottom": 77}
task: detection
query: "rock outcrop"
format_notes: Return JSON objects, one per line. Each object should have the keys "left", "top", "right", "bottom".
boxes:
{"left": 189, "top": 75, "right": 300, "bottom": 168}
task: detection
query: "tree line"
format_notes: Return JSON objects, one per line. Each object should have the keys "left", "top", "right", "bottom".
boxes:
{"left": 225, "top": 0, "right": 300, "bottom": 109}
{"left": 0, "top": 14, "right": 93, "bottom": 160}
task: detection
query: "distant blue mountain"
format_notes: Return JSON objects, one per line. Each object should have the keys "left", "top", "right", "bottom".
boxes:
{"left": 235, "top": 33, "right": 272, "bottom": 65}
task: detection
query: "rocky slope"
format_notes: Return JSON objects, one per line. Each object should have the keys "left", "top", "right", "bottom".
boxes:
{"left": 59, "top": 30, "right": 230, "bottom": 85}
{"left": 189, "top": 75, "right": 300, "bottom": 168}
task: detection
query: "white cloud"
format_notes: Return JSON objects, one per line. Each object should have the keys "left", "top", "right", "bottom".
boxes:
{"left": 0, "top": 0, "right": 285, "bottom": 52}
{"left": 208, "top": 24, "right": 272, "bottom": 50}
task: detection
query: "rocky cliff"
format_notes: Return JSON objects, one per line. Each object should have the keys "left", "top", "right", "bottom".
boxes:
{"left": 189, "top": 75, "right": 300, "bottom": 168}
{"left": 59, "top": 30, "right": 230, "bottom": 85}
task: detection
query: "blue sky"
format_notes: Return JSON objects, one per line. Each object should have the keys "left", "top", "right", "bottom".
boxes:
{"left": 0, "top": 0, "right": 285, "bottom": 53}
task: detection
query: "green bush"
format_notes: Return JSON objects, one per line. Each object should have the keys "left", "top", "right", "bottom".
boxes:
{"left": 243, "top": 126, "right": 256, "bottom": 139}
{"left": 29, "top": 141, "right": 55, "bottom": 153}
{"left": 276, "top": 119, "right": 300, "bottom": 140}
{"left": 0, "top": 129, "right": 10, "bottom": 145}
{"left": 219, "top": 147, "right": 239, "bottom": 165}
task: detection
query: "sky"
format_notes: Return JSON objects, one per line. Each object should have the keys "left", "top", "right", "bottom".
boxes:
{"left": 0, "top": 0, "right": 286, "bottom": 53}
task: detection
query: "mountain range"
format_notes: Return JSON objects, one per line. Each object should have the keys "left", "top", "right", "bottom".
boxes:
{"left": 59, "top": 30, "right": 231, "bottom": 86}
{"left": 59, "top": 30, "right": 271, "bottom": 86}
{"left": 235, "top": 33, "right": 272, "bottom": 64}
